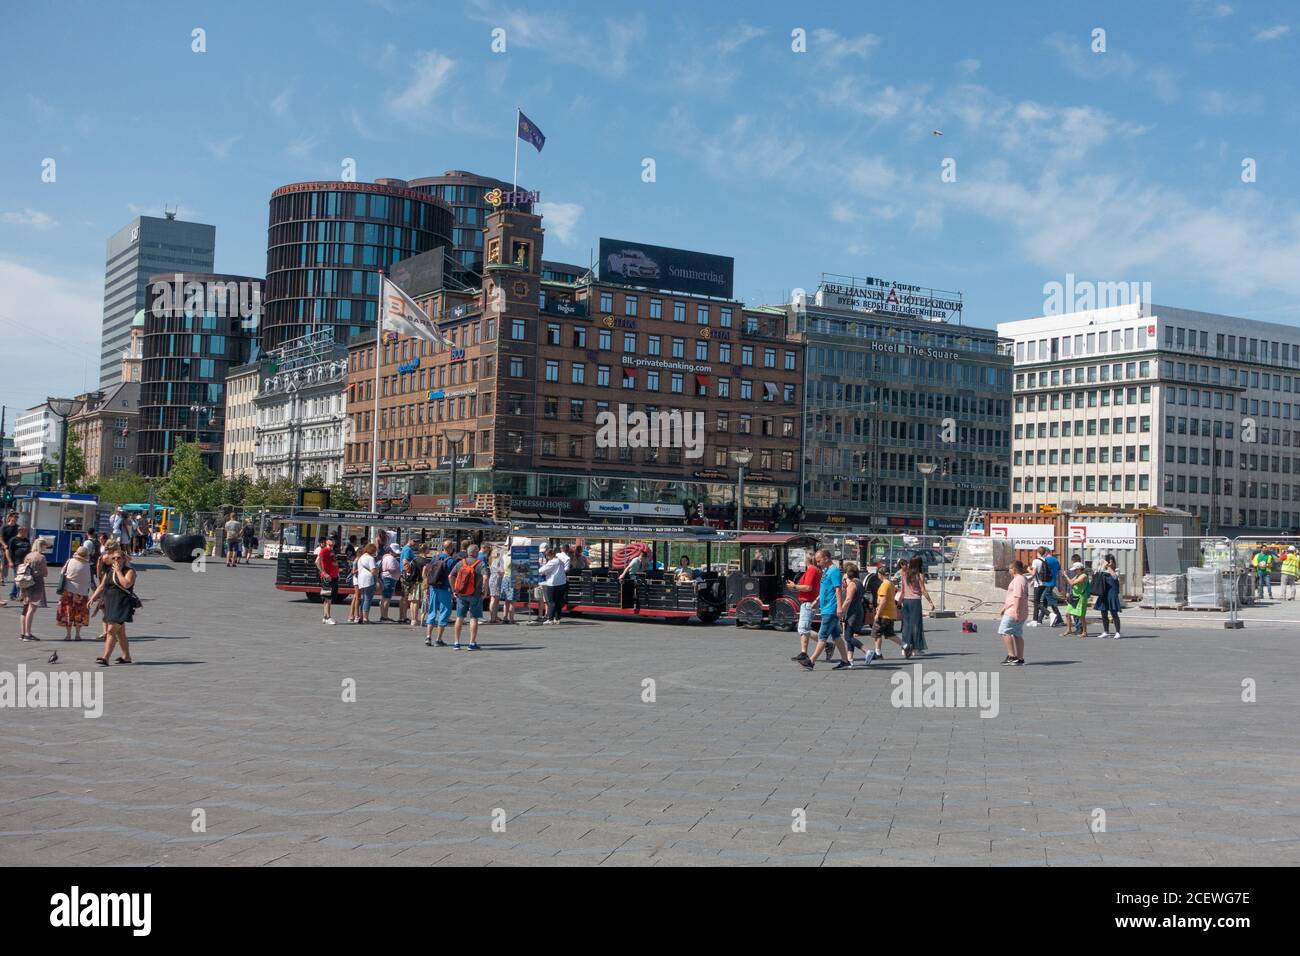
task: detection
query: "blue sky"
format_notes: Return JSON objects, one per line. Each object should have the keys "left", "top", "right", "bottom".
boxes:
{"left": 2, "top": 0, "right": 1299, "bottom": 412}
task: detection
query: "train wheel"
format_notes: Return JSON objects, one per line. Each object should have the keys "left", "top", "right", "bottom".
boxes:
{"left": 769, "top": 597, "right": 798, "bottom": 631}
{"left": 734, "top": 596, "right": 765, "bottom": 628}
{"left": 697, "top": 608, "right": 721, "bottom": 625}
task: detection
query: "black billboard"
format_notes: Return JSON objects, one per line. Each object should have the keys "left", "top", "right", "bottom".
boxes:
{"left": 598, "top": 238, "right": 734, "bottom": 300}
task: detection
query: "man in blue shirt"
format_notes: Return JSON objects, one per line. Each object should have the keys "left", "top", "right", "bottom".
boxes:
{"left": 1039, "top": 547, "right": 1065, "bottom": 627}
{"left": 797, "top": 549, "right": 851, "bottom": 671}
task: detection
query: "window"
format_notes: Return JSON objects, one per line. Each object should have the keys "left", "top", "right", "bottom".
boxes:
{"left": 511, "top": 319, "right": 526, "bottom": 340}
{"left": 719, "top": 343, "right": 732, "bottom": 363}
{"left": 600, "top": 292, "right": 613, "bottom": 312}
{"left": 624, "top": 295, "right": 638, "bottom": 316}
{"left": 597, "top": 365, "right": 610, "bottom": 387}
{"left": 648, "top": 335, "right": 662, "bottom": 356}
{"left": 718, "top": 377, "right": 731, "bottom": 398}
{"left": 785, "top": 350, "right": 797, "bottom": 371}
{"left": 742, "top": 346, "right": 754, "bottom": 366}
{"left": 573, "top": 326, "right": 587, "bottom": 349}
{"left": 740, "top": 380, "right": 753, "bottom": 400}
{"left": 570, "top": 400, "right": 584, "bottom": 421}
{"left": 672, "top": 338, "right": 685, "bottom": 358}
{"left": 571, "top": 363, "right": 586, "bottom": 385}
{"left": 646, "top": 371, "right": 659, "bottom": 391}
{"left": 624, "top": 332, "right": 637, "bottom": 352}
{"left": 764, "top": 348, "right": 776, "bottom": 368}
{"left": 673, "top": 301, "right": 686, "bottom": 322}
{"left": 670, "top": 372, "right": 684, "bottom": 393}
{"left": 649, "top": 298, "right": 662, "bottom": 319}
{"left": 696, "top": 304, "right": 709, "bottom": 325}
{"left": 509, "top": 357, "right": 524, "bottom": 377}
{"left": 696, "top": 339, "right": 709, "bottom": 361}
{"left": 546, "top": 323, "right": 561, "bottom": 345}
{"left": 598, "top": 329, "right": 612, "bottom": 351}
{"left": 545, "top": 360, "right": 559, "bottom": 382}
{"left": 720, "top": 307, "right": 732, "bottom": 328}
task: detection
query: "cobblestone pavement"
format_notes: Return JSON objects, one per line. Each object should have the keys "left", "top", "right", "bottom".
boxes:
{"left": 1, "top": 558, "right": 1296, "bottom": 866}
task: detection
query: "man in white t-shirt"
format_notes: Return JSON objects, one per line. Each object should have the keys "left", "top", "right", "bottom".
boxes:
{"left": 224, "top": 516, "right": 242, "bottom": 567}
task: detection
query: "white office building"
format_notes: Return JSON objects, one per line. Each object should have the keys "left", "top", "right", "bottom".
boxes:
{"left": 14, "top": 405, "right": 58, "bottom": 467}
{"left": 999, "top": 302, "right": 1300, "bottom": 536}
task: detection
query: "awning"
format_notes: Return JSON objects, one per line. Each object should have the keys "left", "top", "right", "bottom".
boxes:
{"left": 622, "top": 366, "right": 637, "bottom": 378}
{"left": 763, "top": 381, "right": 778, "bottom": 400}
{"left": 695, "top": 373, "right": 711, "bottom": 387}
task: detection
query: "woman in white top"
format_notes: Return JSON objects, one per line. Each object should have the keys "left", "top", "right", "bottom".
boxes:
{"left": 354, "top": 543, "right": 378, "bottom": 624}
{"left": 57, "top": 544, "right": 94, "bottom": 640}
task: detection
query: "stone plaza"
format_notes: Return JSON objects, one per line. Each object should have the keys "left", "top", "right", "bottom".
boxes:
{"left": 1, "top": 558, "right": 1296, "bottom": 867}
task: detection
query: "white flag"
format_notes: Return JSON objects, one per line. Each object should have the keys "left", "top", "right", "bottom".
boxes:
{"left": 381, "top": 276, "right": 452, "bottom": 348}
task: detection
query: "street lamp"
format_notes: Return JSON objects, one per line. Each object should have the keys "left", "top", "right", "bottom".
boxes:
{"left": 730, "top": 447, "right": 753, "bottom": 531}
{"left": 445, "top": 427, "right": 467, "bottom": 513}
{"left": 45, "top": 397, "right": 83, "bottom": 490}
{"left": 917, "top": 460, "right": 937, "bottom": 540}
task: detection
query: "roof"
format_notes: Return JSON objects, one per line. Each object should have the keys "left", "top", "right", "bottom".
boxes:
{"left": 510, "top": 523, "right": 733, "bottom": 542}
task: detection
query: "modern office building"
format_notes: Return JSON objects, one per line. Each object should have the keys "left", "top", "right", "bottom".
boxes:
{"left": 68, "top": 382, "right": 140, "bottom": 479}
{"left": 1000, "top": 301, "right": 1300, "bottom": 535}
{"left": 379, "top": 170, "right": 533, "bottom": 284}
{"left": 137, "top": 272, "right": 262, "bottom": 477}
{"left": 100, "top": 214, "right": 215, "bottom": 388}
{"left": 793, "top": 275, "right": 1014, "bottom": 534}
{"left": 262, "top": 180, "right": 453, "bottom": 351}
{"left": 13, "top": 405, "right": 57, "bottom": 468}
{"left": 251, "top": 331, "right": 349, "bottom": 486}
{"left": 342, "top": 207, "right": 803, "bottom": 523}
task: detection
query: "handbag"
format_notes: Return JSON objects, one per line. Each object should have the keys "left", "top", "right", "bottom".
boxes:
{"left": 56, "top": 568, "right": 67, "bottom": 595}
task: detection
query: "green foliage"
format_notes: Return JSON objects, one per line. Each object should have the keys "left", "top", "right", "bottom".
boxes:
{"left": 327, "top": 482, "right": 360, "bottom": 510}
{"left": 216, "top": 473, "right": 253, "bottom": 508}
{"left": 243, "top": 475, "right": 297, "bottom": 508}
{"left": 94, "top": 470, "right": 152, "bottom": 504}
{"left": 158, "top": 441, "right": 218, "bottom": 523}
{"left": 61, "top": 427, "right": 87, "bottom": 491}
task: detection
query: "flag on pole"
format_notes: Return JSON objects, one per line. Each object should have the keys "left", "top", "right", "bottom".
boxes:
{"left": 381, "top": 276, "right": 452, "bottom": 348}
{"left": 517, "top": 110, "right": 545, "bottom": 152}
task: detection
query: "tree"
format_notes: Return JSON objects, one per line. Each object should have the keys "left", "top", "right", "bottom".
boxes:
{"left": 328, "top": 482, "right": 360, "bottom": 510}
{"left": 217, "top": 473, "right": 253, "bottom": 508}
{"left": 158, "top": 441, "right": 218, "bottom": 525}
{"left": 61, "top": 427, "right": 87, "bottom": 491}
{"left": 95, "top": 470, "right": 152, "bottom": 505}
{"left": 301, "top": 471, "right": 327, "bottom": 489}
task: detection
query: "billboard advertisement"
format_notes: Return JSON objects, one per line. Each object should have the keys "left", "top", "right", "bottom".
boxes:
{"left": 989, "top": 523, "right": 1054, "bottom": 549}
{"left": 1068, "top": 521, "right": 1137, "bottom": 551}
{"left": 598, "top": 238, "right": 734, "bottom": 300}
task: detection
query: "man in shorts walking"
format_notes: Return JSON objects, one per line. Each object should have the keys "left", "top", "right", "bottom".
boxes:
{"left": 1000, "top": 559, "right": 1030, "bottom": 666}
{"left": 451, "top": 546, "right": 488, "bottom": 651}
{"left": 424, "top": 539, "right": 456, "bottom": 647}
{"left": 797, "top": 550, "right": 850, "bottom": 671}
{"left": 790, "top": 550, "right": 822, "bottom": 665}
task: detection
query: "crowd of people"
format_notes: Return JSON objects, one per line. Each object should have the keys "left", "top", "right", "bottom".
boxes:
{"left": 2, "top": 511, "right": 142, "bottom": 665}
{"left": 108, "top": 507, "right": 160, "bottom": 556}
{"left": 997, "top": 547, "right": 1124, "bottom": 664}
{"left": 790, "top": 549, "right": 935, "bottom": 671}
{"left": 312, "top": 533, "right": 598, "bottom": 649}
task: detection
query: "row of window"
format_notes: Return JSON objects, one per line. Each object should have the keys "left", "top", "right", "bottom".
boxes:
{"left": 1161, "top": 359, "right": 1300, "bottom": 391}
{"left": 1016, "top": 445, "right": 1152, "bottom": 467}
{"left": 1166, "top": 326, "right": 1300, "bottom": 368}
{"left": 1015, "top": 416, "right": 1152, "bottom": 439}
{"left": 1017, "top": 362, "right": 1151, "bottom": 390}
{"left": 593, "top": 291, "right": 736, "bottom": 328}
{"left": 811, "top": 384, "right": 1009, "bottom": 419}
{"left": 1017, "top": 386, "right": 1153, "bottom": 411}
{"left": 1017, "top": 475, "right": 1153, "bottom": 493}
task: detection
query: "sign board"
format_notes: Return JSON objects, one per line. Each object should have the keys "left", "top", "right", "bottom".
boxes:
{"left": 1068, "top": 521, "right": 1137, "bottom": 551}
{"left": 989, "top": 523, "right": 1055, "bottom": 549}
{"left": 510, "top": 541, "right": 542, "bottom": 586}
{"left": 587, "top": 501, "right": 686, "bottom": 518}
{"left": 815, "top": 274, "right": 962, "bottom": 322}
{"left": 598, "top": 237, "right": 734, "bottom": 299}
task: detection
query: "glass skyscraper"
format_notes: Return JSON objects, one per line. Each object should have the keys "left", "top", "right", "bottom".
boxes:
{"left": 100, "top": 214, "right": 215, "bottom": 388}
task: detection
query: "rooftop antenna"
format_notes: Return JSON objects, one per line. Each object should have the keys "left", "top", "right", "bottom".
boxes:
{"left": 164, "top": 203, "right": 177, "bottom": 220}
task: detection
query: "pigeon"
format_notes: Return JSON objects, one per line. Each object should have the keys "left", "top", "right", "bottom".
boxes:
{"left": 932, "top": 129, "right": 944, "bottom": 136}
{"left": 48, "top": 651, "right": 58, "bottom": 664}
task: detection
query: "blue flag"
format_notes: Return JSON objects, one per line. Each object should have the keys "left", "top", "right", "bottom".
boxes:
{"left": 517, "top": 111, "right": 545, "bottom": 152}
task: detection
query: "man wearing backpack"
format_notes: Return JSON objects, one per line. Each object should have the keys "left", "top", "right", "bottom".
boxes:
{"left": 1037, "top": 546, "right": 1065, "bottom": 627}
{"left": 423, "top": 539, "right": 456, "bottom": 647}
{"left": 1028, "top": 547, "right": 1047, "bottom": 626}
{"left": 451, "top": 546, "right": 488, "bottom": 651}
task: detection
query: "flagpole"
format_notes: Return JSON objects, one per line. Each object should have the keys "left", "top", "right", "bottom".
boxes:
{"left": 512, "top": 107, "right": 520, "bottom": 192}
{"left": 370, "top": 270, "right": 383, "bottom": 518}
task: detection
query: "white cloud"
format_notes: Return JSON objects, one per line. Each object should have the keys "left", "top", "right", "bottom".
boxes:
{"left": 1046, "top": 32, "right": 1137, "bottom": 79}
{"left": 468, "top": 4, "right": 645, "bottom": 76}
{"left": 812, "top": 28, "right": 879, "bottom": 59}
{"left": 1254, "top": 24, "right": 1290, "bottom": 41}
{"left": 2, "top": 210, "right": 57, "bottom": 230}
{"left": 270, "top": 87, "right": 293, "bottom": 117}
{"left": 0, "top": 260, "right": 102, "bottom": 403}
{"left": 387, "top": 50, "right": 455, "bottom": 122}
{"left": 537, "top": 202, "right": 583, "bottom": 245}
{"left": 956, "top": 58, "right": 980, "bottom": 76}
{"left": 1199, "top": 88, "right": 1264, "bottom": 115}
{"left": 718, "top": 24, "right": 766, "bottom": 55}
{"left": 205, "top": 135, "right": 242, "bottom": 160}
